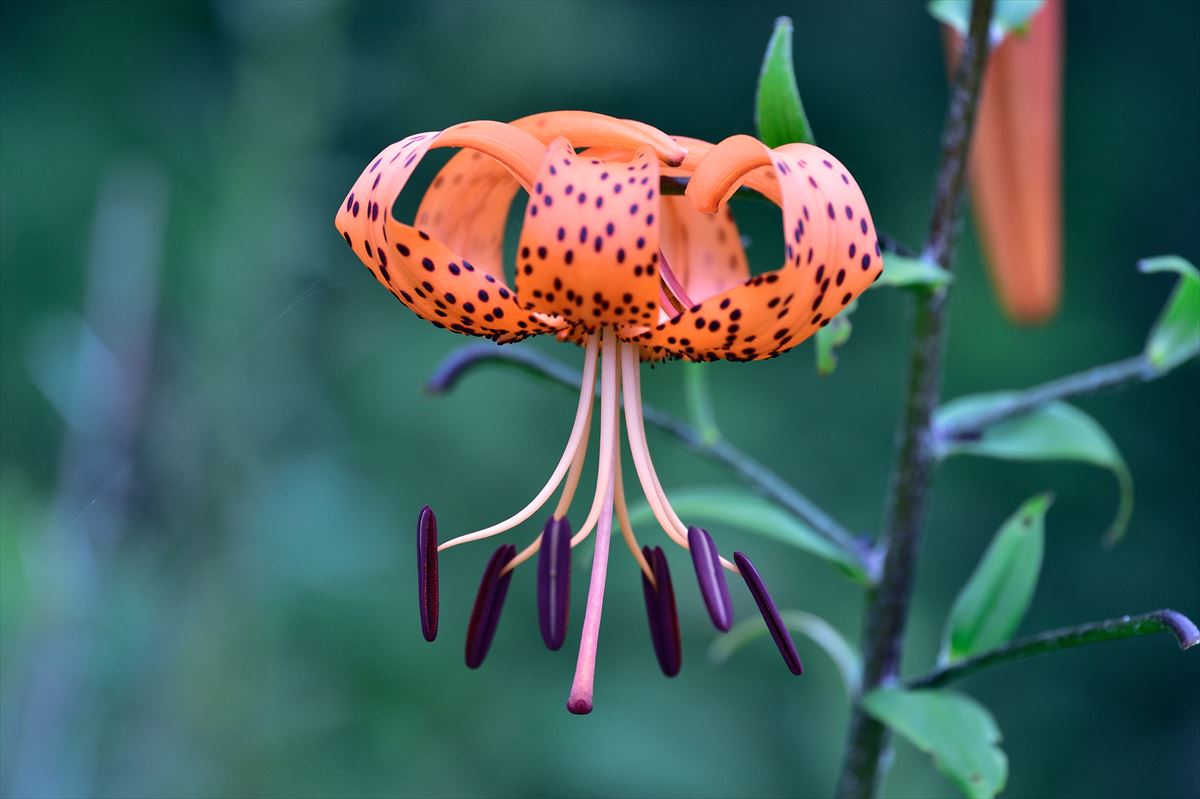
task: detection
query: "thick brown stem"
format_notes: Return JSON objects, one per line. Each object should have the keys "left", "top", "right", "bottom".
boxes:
{"left": 834, "top": 1, "right": 995, "bottom": 796}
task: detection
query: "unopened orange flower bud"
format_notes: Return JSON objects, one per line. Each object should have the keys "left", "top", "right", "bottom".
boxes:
{"left": 946, "top": 1, "right": 1064, "bottom": 323}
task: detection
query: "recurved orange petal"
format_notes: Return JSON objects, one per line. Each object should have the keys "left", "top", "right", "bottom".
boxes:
{"left": 414, "top": 113, "right": 688, "bottom": 283}
{"left": 514, "top": 111, "right": 687, "bottom": 166}
{"left": 515, "top": 138, "right": 663, "bottom": 328}
{"left": 335, "top": 122, "right": 560, "bottom": 342}
{"left": 635, "top": 135, "right": 882, "bottom": 361}
{"left": 658, "top": 137, "right": 751, "bottom": 308}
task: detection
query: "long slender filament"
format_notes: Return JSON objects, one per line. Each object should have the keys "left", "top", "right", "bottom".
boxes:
{"left": 620, "top": 343, "right": 689, "bottom": 548}
{"left": 438, "top": 332, "right": 599, "bottom": 552}
{"left": 566, "top": 328, "right": 621, "bottom": 715}
{"left": 621, "top": 343, "right": 738, "bottom": 574}
{"left": 506, "top": 331, "right": 619, "bottom": 573}
{"left": 553, "top": 401, "right": 594, "bottom": 518}
{"left": 615, "top": 456, "right": 654, "bottom": 582}
{"left": 498, "top": 395, "right": 591, "bottom": 575}
{"left": 568, "top": 350, "right": 621, "bottom": 548}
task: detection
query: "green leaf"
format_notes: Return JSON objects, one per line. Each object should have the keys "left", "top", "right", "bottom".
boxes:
{"left": 935, "top": 395, "right": 1134, "bottom": 546}
{"left": 929, "top": 0, "right": 1044, "bottom": 42}
{"left": 1139, "top": 256, "right": 1200, "bottom": 374}
{"left": 755, "top": 17, "right": 814, "bottom": 148}
{"left": 814, "top": 254, "right": 950, "bottom": 376}
{"left": 862, "top": 689, "right": 1007, "bottom": 799}
{"left": 627, "top": 487, "right": 869, "bottom": 584}
{"left": 941, "top": 494, "right": 1050, "bottom": 664}
{"left": 815, "top": 300, "right": 856, "bottom": 376}
{"left": 870, "top": 253, "right": 953, "bottom": 290}
{"left": 709, "top": 610, "right": 861, "bottom": 695}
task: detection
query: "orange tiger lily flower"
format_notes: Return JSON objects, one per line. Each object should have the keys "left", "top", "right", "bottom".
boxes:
{"left": 947, "top": 0, "right": 1064, "bottom": 323}
{"left": 334, "top": 111, "right": 882, "bottom": 713}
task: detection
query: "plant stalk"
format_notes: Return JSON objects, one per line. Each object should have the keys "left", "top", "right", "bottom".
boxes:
{"left": 835, "top": 1, "right": 995, "bottom": 796}
{"left": 906, "top": 609, "right": 1200, "bottom": 689}
{"left": 935, "top": 354, "right": 1158, "bottom": 442}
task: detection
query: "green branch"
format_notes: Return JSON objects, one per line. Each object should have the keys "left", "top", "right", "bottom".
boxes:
{"left": 425, "top": 342, "right": 875, "bottom": 580}
{"left": 936, "top": 354, "right": 1159, "bottom": 442}
{"left": 906, "top": 609, "right": 1200, "bottom": 689}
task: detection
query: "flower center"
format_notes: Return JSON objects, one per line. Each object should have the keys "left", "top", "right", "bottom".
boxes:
{"left": 432, "top": 324, "right": 806, "bottom": 714}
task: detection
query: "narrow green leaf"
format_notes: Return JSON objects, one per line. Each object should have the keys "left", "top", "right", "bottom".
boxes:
{"left": 755, "top": 17, "right": 814, "bottom": 148}
{"left": 815, "top": 300, "right": 855, "bottom": 376}
{"left": 627, "top": 487, "right": 869, "bottom": 584}
{"left": 682, "top": 362, "right": 721, "bottom": 445}
{"left": 941, "top": 495, "right": 1050, "bottom": 664}
{"left": 862, "top": 689, "right": 1008, "bottom": 799}
{"left": 709, "top": 610, "right": 862, "bottom": 695}
{"left": 929, "top": 0, "right": 1044, "bottom": 41}
{"left": 1138, "top": 256, "right": 1200, "bottom": 374}
{"left": 935, "top": 395, "right": 1134, "bottom": 546}
{"left": 870, "top": 253, "right": 953, "bottom": 289}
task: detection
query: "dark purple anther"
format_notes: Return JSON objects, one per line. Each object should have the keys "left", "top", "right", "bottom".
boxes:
{"left": 465, "top": 545, "right": 517, "bottom": 669}
{"left": 537, "top": 516, "right": 573, "bottom": 651}
{"left": 733, "top": 552, "right": 803, "bottom": 675}
{"left": 417, "top": 505, "right": 439, "bottom": 642}
{"left": 688, "top": 526, "right": 734, "bottom": 632}
{"left": 640, "top": 546, "right": 682, "bottom": 677}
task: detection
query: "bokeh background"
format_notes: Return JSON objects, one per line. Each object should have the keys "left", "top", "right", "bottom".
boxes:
{"left": 2, "top": 1, "right": 1197, "bottom": 797}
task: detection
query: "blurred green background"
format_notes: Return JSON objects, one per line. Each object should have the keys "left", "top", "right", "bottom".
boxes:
{"left": 2, "top": 1, "right": 1197, "bottom": 797}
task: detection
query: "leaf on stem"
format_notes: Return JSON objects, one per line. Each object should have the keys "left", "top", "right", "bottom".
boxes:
{"left": 755, "top": 17, "right": 815, "bottom": 148}
{"left": 941, "top": 494, "right": 1050, "bottom": 664}
{"left": 871, "top": 253, "right": 953, "bottom": 289}
{"left": 930, "top": 0, "right": 1044, "bottom": 43}
{"left": 627, "top": 487, "right": 870, "bottom": 584}
{"left": 935, "top": 395, "right": 1133, "bottom": 546}
{"left": 1138, "top": 256, "right": 1200, "bottom": 374}
{"left": 815, "top": 301, "right": 855, "bottom": 376}
{"left": 813, "top": 255, "right": 950, "bottom": 377}
{"left": 709, "top": 610, "right": 862, "bottom": 695}
{"left": 861, "top": 689, "right": 1008, "bottom": 799}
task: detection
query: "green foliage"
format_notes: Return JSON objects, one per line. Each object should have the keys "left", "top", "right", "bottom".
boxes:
{"left": 709, "top": 610, "right": 862, "bottom": 695}
{"left": 929, "top": 0, "right": 1044, "bottom": 40}
{"left": 872, "top": 253, "right": 954, "bottom": 289}
{"left": 3, "top": 3, "right": 1197, "bottom": 797}
{"left": 813, "top": 256, "right": 951, "bottom": 376}
{"left": 935, "top": 396, "right": 1133, "bottom": 545}
{"left": 815, "top": 301, "right": 855, "bottom": 376}
{"left": 627, "top": 487, "right": 870, "bottom": 584}
{"left": 941, "top": 494, "right": 1050, "bottom": 664}
{"left": 1139, "top": 256, "right": 1200, "bottom": 374}
{"left": 755, "top": 17, "right": 814, "bottom": 148}
{"left": 862, "top": 689, "right": 1007, "bottom": 799}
